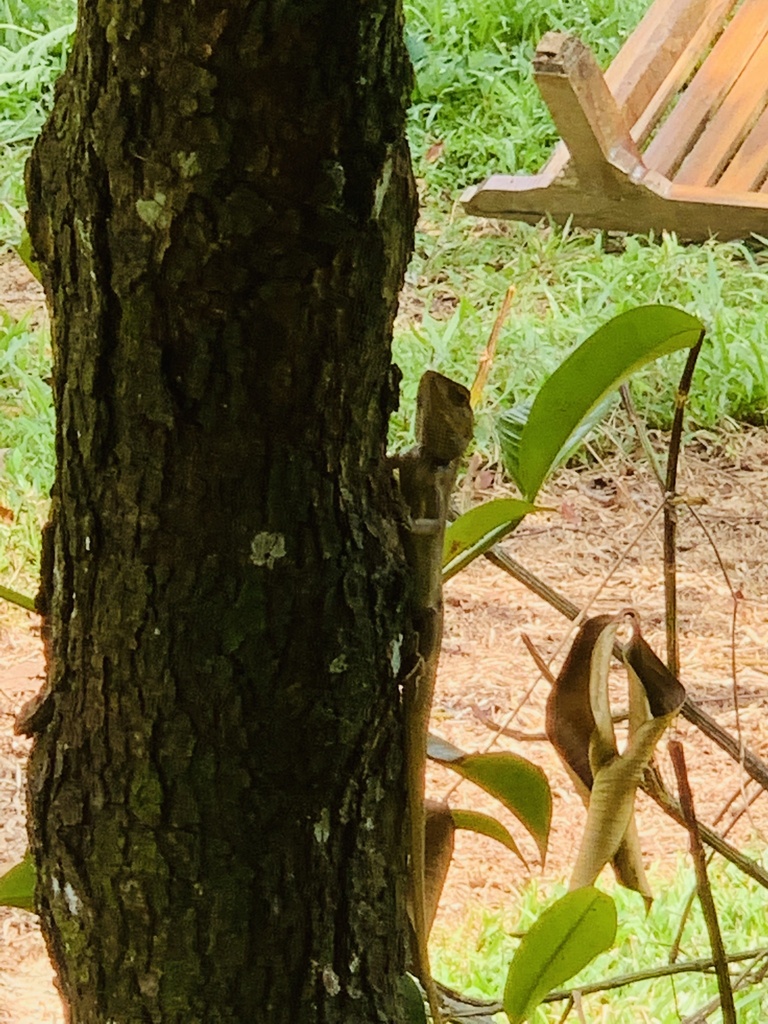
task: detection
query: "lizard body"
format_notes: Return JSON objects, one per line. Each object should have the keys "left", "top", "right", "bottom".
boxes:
{"left": 396, "top": 371, "right": 473, "bottom": 1022}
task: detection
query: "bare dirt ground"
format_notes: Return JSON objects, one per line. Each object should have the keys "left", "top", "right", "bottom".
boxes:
{"left": 2, "top": 248, "right": 768, "bottom": 1019}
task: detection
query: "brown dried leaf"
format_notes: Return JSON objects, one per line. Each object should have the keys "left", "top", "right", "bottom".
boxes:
{"left": 623, "top": 614, "right": 686, "bottom": 718}
{"left": 545, "top": 615, "right": 614, "bottom": 791}
{"left": 423, "top": 799, "right": 455, "bottom": 937}
{"left": 547, "top": 612, "right": 685, "bottom": 904}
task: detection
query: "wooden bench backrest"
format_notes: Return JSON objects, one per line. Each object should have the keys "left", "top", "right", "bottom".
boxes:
{"left": 606, "top": 0, "right": 738, "bottom": 141}
{"left": 599, "top": 0, "right": 768, "bottom": 191}
{"left": 646, "top": 0, "right": 768, "bottom": 186}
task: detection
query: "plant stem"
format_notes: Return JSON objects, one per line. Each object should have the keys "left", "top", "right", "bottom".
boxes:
{"left": 669, "top": 739, "right": 737, "bottom": 1024}
{"left": 0, "top": 583, "right": 36, "bottom": 612}
{"left": 663, "top": 336, "right": 704, "bottom": 676}
{"left": 619, "top": 383, "right": 665, "bottom": 488}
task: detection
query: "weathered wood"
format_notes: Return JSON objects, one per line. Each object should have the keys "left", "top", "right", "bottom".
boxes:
{"left": 675, "top": 34, "right": 768, "bottom": 186}
{"left": 718, "top": 107, "right": 768, "bottom": 192}
{"left": 532, "top": 33, "right": 644, "bottom": 191}
{"left": 462, "top": 0, "right": 768, "bottom": 240}
{"left": 606, "top": 0, "right": 736, "bottom": 135}
{"left": 644, "top": 0, "right": 768, "bottom": 177}
{"left": 461, "top": 171, "right": 768, "bottom": 242}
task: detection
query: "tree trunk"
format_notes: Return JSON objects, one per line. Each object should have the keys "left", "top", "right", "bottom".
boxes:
{"left": 24, "top": 2, "right": 417, "bottom": 1020}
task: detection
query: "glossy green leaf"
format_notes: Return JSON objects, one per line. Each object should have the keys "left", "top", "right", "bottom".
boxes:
{"left": 0, "top": 854, "right": 36, "bottom": 911}
{"left": 428, "top": 736, "right": 550, "bottom": 861}
{"left": 499, "top": 395, "right": 615, "bottom": 493}
{"left": 442, "top": 498, "right": 542, "bottom": 580}
{"left": 517, "top": 306, "right": 704, "bottom": 500}
{"left": 504, "top": 887, "right": 617, "bottom": 1023}
{"left": 398, "top": 973, "right": 427, "bottom": 1024}
{"left": 450, "top": 808, "right": 526, "bottom": 864}
{"left": 14, "top": 231, "right": 42, "bottom": 283}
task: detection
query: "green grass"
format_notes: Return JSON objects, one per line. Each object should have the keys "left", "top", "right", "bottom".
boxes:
{"left": 405, "top": 0, "right": 651, "bottom": 198}
{"left": 0, "top": 0, "right": 73, "bottom": 589}
{"left": 0, "top": 0, "right": 74, "bottom": 242}
{"left": 0, "top": 308, "right": 52, "bottom": 589}
{"left": 392, "top": 221, "right": 768, "bottom": 455}
{"left": 432, "top": 858, "right": 768, "bottom": 1022}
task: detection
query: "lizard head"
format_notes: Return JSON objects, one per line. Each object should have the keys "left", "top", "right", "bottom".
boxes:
{"left": 415, "top": 370, "right": 473, "bottom": 464}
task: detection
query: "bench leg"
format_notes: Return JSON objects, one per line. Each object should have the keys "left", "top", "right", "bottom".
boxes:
{"left": 534, "top": 32, "right": 647, "bottom": 193}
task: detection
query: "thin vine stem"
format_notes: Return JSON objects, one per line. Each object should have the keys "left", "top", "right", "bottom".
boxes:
{"left": 663, "top": 335, "right": 704, "bottom": 676}
{"left": 669, "top": 740, "right": 737, "bottom": 1024}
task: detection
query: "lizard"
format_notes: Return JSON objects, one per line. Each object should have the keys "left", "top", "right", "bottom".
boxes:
{"left": 394, "top": 370, "right": 473, "bottom": 1022}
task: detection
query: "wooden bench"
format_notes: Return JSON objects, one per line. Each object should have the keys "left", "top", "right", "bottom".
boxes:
{"left": 461, "top": 0, "right": 768, "bottom": 240}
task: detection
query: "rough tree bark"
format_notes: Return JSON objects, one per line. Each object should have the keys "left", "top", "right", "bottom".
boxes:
{"left": 24, "top": 1, "right": 418, "bottom": 1020}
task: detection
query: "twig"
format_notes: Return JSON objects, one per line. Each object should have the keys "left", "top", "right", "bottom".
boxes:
{"left": 663, "top": 337, "right": 704, "bottom": 677}
{"left": 683, "top": 502, "right": 763, "bottom": 839}
{"left": 642, "top": 768, "right": 768, "bottom": 890}
{"left": 0, "top": 583, "right": 36, "bottom": 612}
{"left": 555, "top": 995, "right": 574, "bottom": 1024}
{"left": 669, "top": 739, "right": 736, "bottom": 1024}
{"left": 680, "top": 951, "right": 768, "bottom": 1024}
{"left": 467, "top": 499, "right": 663, "bottom": 768}
{"left": 573, "top": 991, "right": 587, "bottom": 1023}
{"left": 681, "top": 698, "right": 768, "bottom": 795}
{"left": 542, "top": 947, "right": 768, "bottom": 1003}
{"left": 473, "top": 703, "right": 626, "bottom": 743}
{"left": 469, "top": 704, "right": 547, "bottom": 742}
{"left": 437, "top": 948, "right": 768, "bottom": 1018}
{"left": 470, "top": 284, "right": 515, "bottom": 408}
{"left": 619, "top": 383, "right": 665, "bottom": 488}
{"left": 669, "top": 781, "right": 762, "bottom": 963}
{"left": 484, "top": 546, "right": 577, "bottom": 620}
{"left": 521, "top": 633, "right": 557, "bottom": 685}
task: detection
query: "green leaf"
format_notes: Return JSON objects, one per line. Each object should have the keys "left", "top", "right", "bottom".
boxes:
{"left": 14, "top": 231, "right": 42, "bottom": 283}
{"left": 442, "top": 498, "right": 542, "bottom": 580}
{"left": 398, "top": 973, "right": 427, "bottom": 1024}
{"left": 503, "top": 887, "right": 617, "bottom": 1023}
{"left": 450, "top": 808, "right": 526, "bottom": 864}
{"left": 0, "top": 854, "right": 36, "bottom": 911}
{"left": 499, "top": 395, "right": 615, "bottom": 492}
{"left": 428, "top": 736, "right": 551, "bottom": 861}
{"left": 517, "top": 306, "right": 704, "bottom": 500}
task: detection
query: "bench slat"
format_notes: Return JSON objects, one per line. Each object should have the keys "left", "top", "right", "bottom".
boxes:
{"left": 630, "top": 0, "right": 743, "bottom": 146}
{"left": 718, "top": 106, "right": 768, "bottom": 192}
{"left": 533, "top": 33, "right": 644, "bottom": 189}
{"left": 462, "top": 0, "right": 768, "bottom": 239}
{"left": 674, "top": 31, "right": 768, "bottom": 186}
{"left": 644, "top": 0, "right": 768, "bottom": 178}
{"left": 607, "top": 0, "right": 737, "bottom": 131}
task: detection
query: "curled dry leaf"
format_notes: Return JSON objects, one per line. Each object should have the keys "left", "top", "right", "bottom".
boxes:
{"left": 545, "top": 615, "right": 612, "bottom": 795}
{"left": 545, "top": 612, "right": 685, "bottom": 904}
{"left": 423, "top": 799, "right": 455, "bottom": 938}
{"left": 623, "top": 613, "right": 686, "bottom": 717}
